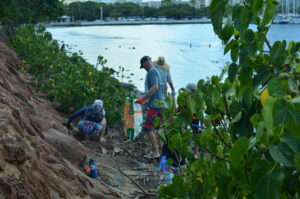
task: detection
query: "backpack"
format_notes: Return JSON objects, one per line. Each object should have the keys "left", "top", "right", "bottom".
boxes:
{"left": 84, "top": 105, "right": 104, "bottom": 123}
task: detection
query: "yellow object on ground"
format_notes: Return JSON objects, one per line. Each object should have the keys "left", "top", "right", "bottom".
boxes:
{"left": 261, "top": 88, "right": 269, "bottom": 106}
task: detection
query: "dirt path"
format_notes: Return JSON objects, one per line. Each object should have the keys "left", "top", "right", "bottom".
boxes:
{"left": 72, "top": 129, "right": 164, "bottom": 199}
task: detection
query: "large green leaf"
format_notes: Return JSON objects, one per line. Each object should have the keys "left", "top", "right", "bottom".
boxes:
{"left": 252, "top": 0, "right": 264, "bottom": 15}
{"left": 254, "top": 169, "right": 284, "bottom": 199}
{"left": 296, "top": 64, "right": 300, "bottom": 73}
{"left": 282, "top": 137, "right": 300, "bottom": 153}
{"left": 221, "top": 22, "right": 234, "bottom": 44}
{"left": 231, "top": 44, "right": 239, "bottom": 62}
{"left": 268, "top": 78, "right": 286, "bottom": 96}
{"left": 261, "top": 0, "right": 276, "bottom": 27}
{"left": 253, "top": 67, "right": 270, "bottom": 86}
{"left": 224, "top": 39, "right": 238, "bottom": 55}
{"left": 290, "top": 41, "right": 300, "bottom": 55}
{"left": 230, "top": 136, "right": 249, "bottom": 168}
{"left": 269, "top": 142, "right": 295, "bottom": 167}
{"left": 210, "top": 0, "right": 227, "bottom": 35}
{"left": 228, "top": 63, "right": 238, "bottom": 83}
{"left": 270, "top": 41, "right": 287, "bottom": 67}
{"left": 170, "top": 133, "right": 183, "bottom": 150}
{"left": 273, "top": 99, "right": 288, "bottom": 125}
{"left": 295, "top": 154, "right": 300, "bottom": 172}
{"left": 285, "top": 118, "right": 300, "bottom": 139}
{"left": 241, "top": 7, "right": 252, "bottom": 31}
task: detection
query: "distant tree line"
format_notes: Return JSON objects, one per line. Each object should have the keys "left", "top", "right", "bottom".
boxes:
{"left": 64, "top": 1, "right": 209, "bottom": 21}
{"left": 0, "top": 0, "right": 63, "bottom": 26}
{"left": 0, "top": 0, "right": 63, "bottom": 36}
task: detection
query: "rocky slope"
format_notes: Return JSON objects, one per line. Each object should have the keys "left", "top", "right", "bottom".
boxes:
{"left": 0, "top": 39, "right": 163, "bottom": 199}
{"left": 0, "top": 39, "right": 116, "bottom": 199}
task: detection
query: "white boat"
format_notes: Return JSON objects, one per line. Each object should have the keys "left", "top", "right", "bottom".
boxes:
{"left": 290, "top": 14, "right": 300, "bottom": 24}
{"left": 273, "top": 15, "right": 290, "bottom": 24}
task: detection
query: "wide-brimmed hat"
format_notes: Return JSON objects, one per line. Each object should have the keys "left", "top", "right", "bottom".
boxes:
{"left": 153, "top": 56, "right": 170, "bottom": 70}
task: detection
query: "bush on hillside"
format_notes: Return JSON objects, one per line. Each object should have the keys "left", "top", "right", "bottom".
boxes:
{"left": 10, "top": 25, "right": 133, "bottom": 125}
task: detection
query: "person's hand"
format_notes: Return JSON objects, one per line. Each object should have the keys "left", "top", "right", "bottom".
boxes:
{"left": 134, "top": 97, "right": 146, "bottom": 104}
{"left": 63, "top": 123, "right": 72, "bottom": 130}
{"left": 157, "top": 156, "right": 167, "bottom": 171}
{"left": 171, "top": 90, "right": 176, "bottom": 97}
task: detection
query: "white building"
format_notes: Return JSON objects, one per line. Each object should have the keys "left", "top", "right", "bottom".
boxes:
{"left": 139, "top": 1, "right": 161, "bottom": 8}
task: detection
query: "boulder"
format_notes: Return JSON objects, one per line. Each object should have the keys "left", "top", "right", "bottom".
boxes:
{"left": 42, "top": 128, "right": 87, "bottom": 168}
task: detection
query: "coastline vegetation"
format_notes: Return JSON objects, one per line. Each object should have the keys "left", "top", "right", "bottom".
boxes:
{"left": 9, "top": 25, "right": 133, "bottom": 125}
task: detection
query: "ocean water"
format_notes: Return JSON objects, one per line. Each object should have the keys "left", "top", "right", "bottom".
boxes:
{"left": 47, "top": 24, "right": 300, "bottom": 91}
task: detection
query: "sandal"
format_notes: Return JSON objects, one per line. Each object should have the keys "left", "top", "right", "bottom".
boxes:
{"left": 144, "top": 153, "right": 160, "bottom": 159}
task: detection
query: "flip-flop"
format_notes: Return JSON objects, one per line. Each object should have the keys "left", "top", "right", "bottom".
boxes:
{"left": 144, "top": 153, "right": 160, "bottom": 159}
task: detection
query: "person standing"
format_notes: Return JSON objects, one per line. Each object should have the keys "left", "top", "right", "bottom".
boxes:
{"left": 153, "top": 56, "right": 176, "bottom": 98}
{"left": 135, "top": 56, "right": 165, "bottom": 158}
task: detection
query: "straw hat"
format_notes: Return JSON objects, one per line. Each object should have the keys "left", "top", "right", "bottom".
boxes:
{"left": 153, "top": 56, "right": 170, "bottom": 71}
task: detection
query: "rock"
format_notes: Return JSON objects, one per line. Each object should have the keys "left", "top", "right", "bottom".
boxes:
{"left": 42, "top": 128, "right": 87, "bottom": 168}
{"left": 0, "top": 138, "right": 28, "bottom": 165}
{"left": 101, "top": 168, "right": 125, "bottom": 187}
{"left": 0, "top": 177, "right": 34, "bottom": 199}
{"left": 113, "top": 146, "right": 123, "bottom": 154}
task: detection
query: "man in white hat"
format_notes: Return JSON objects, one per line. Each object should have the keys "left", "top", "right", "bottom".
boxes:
{"left": 66, "top": 99, "right": 107, "bottom": 142}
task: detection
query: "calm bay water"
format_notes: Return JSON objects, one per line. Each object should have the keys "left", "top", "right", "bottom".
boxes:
{"left": 47, "top": 24, "right": 300, "bottom": 91}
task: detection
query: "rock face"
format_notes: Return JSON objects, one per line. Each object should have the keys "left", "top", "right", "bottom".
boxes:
{"left": 0, "top": 39, "right": 95, "bottom": 199}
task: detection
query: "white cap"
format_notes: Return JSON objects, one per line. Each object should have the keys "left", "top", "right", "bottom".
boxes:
{"left": 186, "top": 83, "right": 197, "bottom": 91}
{"left": 93, "top": 99, "right": 103, "bottom": 107}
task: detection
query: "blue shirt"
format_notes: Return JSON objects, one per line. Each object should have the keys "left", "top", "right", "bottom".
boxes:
{"left": 145, "top": 66, "right": 166, "bottom": 108}
{"left": 67, "top": 105, "right": 105, "bottom": 124}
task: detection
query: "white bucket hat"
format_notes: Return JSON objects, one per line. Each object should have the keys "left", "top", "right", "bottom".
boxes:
{"left": 93, "top": 99, "right": 103, "bottom": 107}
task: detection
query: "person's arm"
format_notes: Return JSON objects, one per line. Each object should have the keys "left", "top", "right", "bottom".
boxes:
{"left": 166, "top": 70, "right": 175, "bottom": 95}
{"left": 67, "top": 107, "right": 87, "bottom": 125}
{"left": 145, "top": 68, "right": 159, "bottom": 99}
{"left": 145, "top": 83, "right": 158, "bottom": 99}
{"left": 135, "top": 69, "right": 159, "bottom": 104}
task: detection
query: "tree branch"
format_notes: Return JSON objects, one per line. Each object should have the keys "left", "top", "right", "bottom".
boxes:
{"left": 213, "top": 124, "right": 232, "bottom": 148}
{"left": 265, "top": 39, "right": 272, "bottom": 51}
{"left": 220, "top": 119, "right": 229, "bottom": 134}
{"left": 204, "top": 148, "right": 231, "bottom": 163}
{"left": 111, "top": 156, "right": 158, "bottom": 197}
{"left": 222, "top": 93, "right": 232, "bottom": 122}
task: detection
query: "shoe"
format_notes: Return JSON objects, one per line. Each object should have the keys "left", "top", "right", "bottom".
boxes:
{"left": 144, "top": 153, "right": 160, "bottom": 159}
{"left": 99, "top": 137, "right": 106, "bottom": 143}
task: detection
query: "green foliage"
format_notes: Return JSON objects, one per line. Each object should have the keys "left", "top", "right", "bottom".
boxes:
{"left": 9, "top": 25, "right": 133, "bottom": 125}
{"left": 0, "top": 0, "right": 63, "bottom": 26}
{"left": 65, "top": 1, "right": 208, "bottom": 20}
{"left": 158, "top": 0, "right": 300, "bottom": 198}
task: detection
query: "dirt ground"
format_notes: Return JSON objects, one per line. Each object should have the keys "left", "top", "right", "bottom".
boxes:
{"left": 70, "top": 127, "right": 165, "bottom": 199}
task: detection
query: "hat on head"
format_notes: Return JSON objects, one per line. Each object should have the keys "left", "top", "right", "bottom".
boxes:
{"left": 140, "top": 56, "right": 151, "bottom": 68}
{"left": 186, "top": 83, "right": 197, "bottom": 91}
{"left": 153, "top": 56, "right": 170, "bottom": 70}
{"left": 93, "top": 99, "right": 103, "bottom": 107}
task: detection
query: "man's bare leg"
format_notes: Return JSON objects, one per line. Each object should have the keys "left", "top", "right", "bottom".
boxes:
{"left": 99, "top": 118, "right": 107, "bottom": 142}
{"left": 147, "top": 130, "right": 160, "bottom": 156}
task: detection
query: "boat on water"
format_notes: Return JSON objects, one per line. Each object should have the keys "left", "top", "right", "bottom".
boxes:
{"left": 273, "top": 14, "right": 290, "bottom": 24}
{"left": 290, "top": 14, "right": 300, "bottom": 24}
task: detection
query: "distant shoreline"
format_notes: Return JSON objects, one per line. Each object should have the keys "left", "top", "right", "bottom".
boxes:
{"left": 44, "top": 19, "right": 212, "bottom": 27}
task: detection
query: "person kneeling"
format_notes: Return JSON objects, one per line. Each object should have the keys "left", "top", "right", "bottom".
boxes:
{"left": 66, "top": 99, "right": 107, "bottom": 142}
